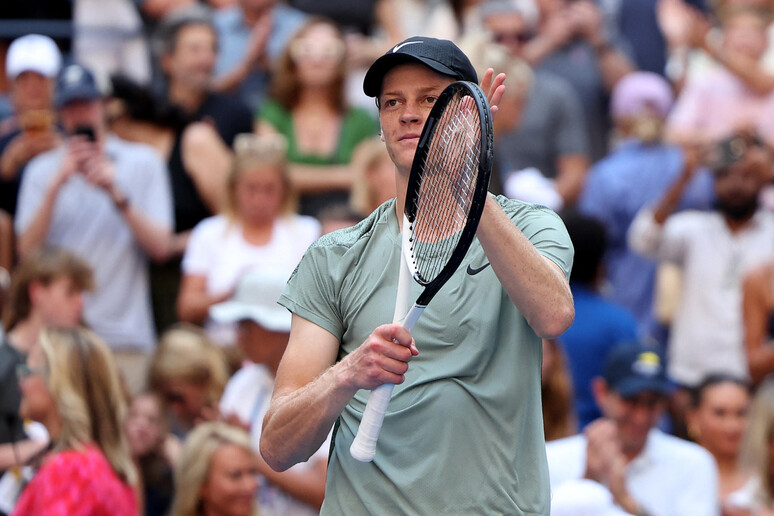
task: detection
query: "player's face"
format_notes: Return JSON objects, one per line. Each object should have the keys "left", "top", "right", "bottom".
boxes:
{"left": 378, "top": 63, "right": 454, "bottom": 175}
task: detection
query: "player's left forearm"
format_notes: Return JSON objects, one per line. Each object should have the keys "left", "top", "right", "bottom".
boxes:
{"left": 476, "top": 196, "right": 574, "bottom": 338}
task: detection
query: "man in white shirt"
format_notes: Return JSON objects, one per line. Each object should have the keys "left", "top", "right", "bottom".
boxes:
{"left": 546, "top": 342, "right": 719, "bottom": 516}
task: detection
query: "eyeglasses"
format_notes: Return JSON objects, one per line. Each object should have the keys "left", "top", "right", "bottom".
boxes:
{"left": 493, "top": 31, "right": 533, "bottom": 45}
{"left": 16, "top": 363, "right": 46, "bottom": 382}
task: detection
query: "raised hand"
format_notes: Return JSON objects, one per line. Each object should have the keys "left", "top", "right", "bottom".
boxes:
{"left": 480, "top": 68, "right": 506, "bottom": 119}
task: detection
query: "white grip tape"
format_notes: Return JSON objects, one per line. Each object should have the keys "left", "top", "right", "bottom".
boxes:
{"left": 349, "top": 304, "right": 425, "bottom": 462}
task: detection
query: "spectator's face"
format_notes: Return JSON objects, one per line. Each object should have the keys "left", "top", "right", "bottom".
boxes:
{"left": 12, "top": 71, "right": 54, "bottom": 113}
{"left": 601, "top": 389, "right": 666, "bottom": 455}
{"left": 200, "top": 444, "right": 258, "bottom": 516}
{"left": 722, "top": 12, "right": 768, "bottom": 61}
{"left": 236, "top": 320, "right": 289, "bottom": 364}
{"left": 714, "top": 154, "right": 769, "bottom": 220}
{"left": 235, "top": 165, "right": 285, "bottom": 225}
{"left": 59, "top": 98, "right": 105, "bottom": 136}
{"left": 484, "top": 13, "right": 531, "bottom": 57}
{"left": 165, "top": 24, "right": 216, "bottom": 91}
{"left": 291, "top": 23, "right": 345, "bottom": 89}
{"left": 31, "top": 276, "right": 85, "bottom": 328}
{"left": 161, "top": 379, "right": 210, "bottom": 427}
{"left": 378, "top": 63, "right": 454, "bottom": 175}
{"left": 18, "top": 345, "right": 55, "bottom": 424}
{"left": 125, "top": 394, "right": 166, "bottom": 458}
{"left": 687, "top": 382, "right": 749, "bottom": 460}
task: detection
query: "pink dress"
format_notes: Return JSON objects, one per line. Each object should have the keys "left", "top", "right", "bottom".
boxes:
{"left": 12, "top": 445, "right": 137, "bottom": 516}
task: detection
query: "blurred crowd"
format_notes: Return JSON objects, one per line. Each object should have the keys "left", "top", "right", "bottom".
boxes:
{"left": 2, "top": 0, "right": 774, "bottom": 514}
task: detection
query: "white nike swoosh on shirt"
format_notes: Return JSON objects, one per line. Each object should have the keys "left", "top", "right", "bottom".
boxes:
{"left": 393, "top": 41, "right": 422, "bottom": 53}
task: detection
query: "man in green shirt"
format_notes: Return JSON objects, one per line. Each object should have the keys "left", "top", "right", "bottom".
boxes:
{"left": 260, "top": 37, "right": 575, "bottom": 515}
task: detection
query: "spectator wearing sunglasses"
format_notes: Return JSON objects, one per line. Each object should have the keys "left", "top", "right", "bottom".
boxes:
{"left": 480, "top": 0, "right": 590, "bottom": 207}
{"left": 256, "top": 17, "right": 379, "bottom": 217}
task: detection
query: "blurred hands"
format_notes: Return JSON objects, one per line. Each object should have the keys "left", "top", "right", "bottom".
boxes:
{"left": 0, "top": 131, "right": 60, "bottom": 180}
{"left": 568, "top": 0, "right": 605, "bottom": 47}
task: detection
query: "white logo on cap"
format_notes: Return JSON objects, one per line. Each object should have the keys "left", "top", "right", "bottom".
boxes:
{"left": 393, "top": 41, "right": 422, "bottom": 53}
{"left": 63, "top": 65, "right": 84, "bottom": 85}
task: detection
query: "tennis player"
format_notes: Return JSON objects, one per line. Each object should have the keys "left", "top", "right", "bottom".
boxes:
{"left": 261, "top": 37, "right": 575, "bottom": 515}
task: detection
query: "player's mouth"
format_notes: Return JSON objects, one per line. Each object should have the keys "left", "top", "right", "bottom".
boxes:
{"left": 398, "top": 133, "right": 421, "bottom": 143}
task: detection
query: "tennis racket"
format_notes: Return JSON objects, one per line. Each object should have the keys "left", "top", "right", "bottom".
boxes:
{"left": 350, "top": 81, "right": 494, "bottom": 462}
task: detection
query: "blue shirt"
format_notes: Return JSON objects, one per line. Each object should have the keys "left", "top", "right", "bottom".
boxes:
{"left": 559, "top": 284, "right": 639, "bottom": 428}
{"left": 213, "top": 4, "right": 307, "bottom": 111}
{"left": 579, "top": 140, "right": 714, "bottom": 336}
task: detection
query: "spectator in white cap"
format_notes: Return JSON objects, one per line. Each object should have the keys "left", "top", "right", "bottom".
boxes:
{"left": 214, "top": 269, "right": 327, "bottom": 516}
{"left": 578, "top": 71, "right": 715, "bottom": 340}
{"left": 0, "top": 34, "right": 63, "bottom": 218}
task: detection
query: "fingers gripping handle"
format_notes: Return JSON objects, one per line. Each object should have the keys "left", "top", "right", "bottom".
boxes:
{"left": 349, "top": 304, "right": 425, "bottom": 462}
{"left": 351, "top": 225, "right": 421, "bottom": 463}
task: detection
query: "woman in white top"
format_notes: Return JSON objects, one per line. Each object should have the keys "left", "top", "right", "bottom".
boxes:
{"left": 176, "top": 133, "right": 320, "bottom": 346}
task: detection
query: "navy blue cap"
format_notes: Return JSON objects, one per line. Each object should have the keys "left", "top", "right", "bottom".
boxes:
{"left": 602, "top": 343, "right": 670, "bottom": 398}
{"left": 55, "top": 64, "right": 101, "bottom": 108}
{"left": 363, "top": 37, "right": 478, "bottom": 98}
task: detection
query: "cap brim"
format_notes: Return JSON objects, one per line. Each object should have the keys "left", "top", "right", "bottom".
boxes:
{"left": 614, "top": 377, "right": 671, "bottom": 399}
{"left": 363, "top": 53, "right": 458, "bottom": 97}
{"left": 209, "top": 301, "right": 291, "bottom": 333}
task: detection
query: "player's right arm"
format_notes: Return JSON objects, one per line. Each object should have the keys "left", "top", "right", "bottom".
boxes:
{"left": 260, "top": 315, "right": 416, "bottom": 472}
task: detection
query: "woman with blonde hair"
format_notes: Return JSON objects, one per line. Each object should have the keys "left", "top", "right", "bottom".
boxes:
{"left": 170, "top": 422, "right": 258, "bottom": 516}
{"left": 13, "top": 327, "right": 137, "bottom": 515}
{"left": 148, "top": 324, "right": 229, "bottom": 436}
{"left": 257, "top": 17, "right": 379, "bottom": 217}
{"left": 176, "top": 133, "right": 320, "bottom": 348}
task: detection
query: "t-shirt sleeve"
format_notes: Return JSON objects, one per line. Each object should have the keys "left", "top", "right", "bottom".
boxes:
{"left": 278, "top": 244, "right": 344, "bottom": 340}
{"left": 500, "top": 197, "right": 574, "bottom": 280}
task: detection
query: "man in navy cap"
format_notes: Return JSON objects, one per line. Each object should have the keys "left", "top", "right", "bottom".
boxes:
{"left": 546, "top": 342, "right": 718, "bottom": 516}
{"left": 261, "top": 37, "right": 575, "bottom": 514}
{"left": 14, "top": 64, "right": 173, "bottom": 394}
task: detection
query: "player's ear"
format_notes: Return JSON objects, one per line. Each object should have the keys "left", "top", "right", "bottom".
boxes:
{"left": 379, "top": 128, "right": 384, "bottom": 142}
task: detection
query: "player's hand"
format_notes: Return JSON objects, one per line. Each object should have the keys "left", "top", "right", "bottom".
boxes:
{"left": 480, "top": 68, "right": 506, "bottom": 120}
{"left": 341, "top": 324, "right": 418, "bottom": 390}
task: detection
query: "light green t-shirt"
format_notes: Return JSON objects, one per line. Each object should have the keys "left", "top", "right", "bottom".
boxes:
{"left": 279, "top": 196, "right": 573, "bottom": 515}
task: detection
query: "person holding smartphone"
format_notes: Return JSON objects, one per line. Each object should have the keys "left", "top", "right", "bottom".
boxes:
{"left": 14, "top": 63, "right": 174, "bottom": 395}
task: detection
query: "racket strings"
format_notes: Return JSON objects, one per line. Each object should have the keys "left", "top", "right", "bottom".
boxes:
{"left": 410, "top": 92, "right": 482, "bottom": 284}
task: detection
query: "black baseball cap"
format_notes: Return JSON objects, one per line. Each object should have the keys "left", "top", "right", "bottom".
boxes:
{"left": 363, "top": 37, "right": 478, "bottom": 98}
{"left": 602, "top": 342, "right": 670, "bottom": 399}
{"left": 55, "top": 64, "right": 101, "bottom": 108}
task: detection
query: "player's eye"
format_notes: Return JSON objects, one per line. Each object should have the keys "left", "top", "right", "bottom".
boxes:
{"left": 425, "top": 96, "right": 438, "bottom": 105}
{"left": 385, "top": 98, "right": 399, "bottom": 107}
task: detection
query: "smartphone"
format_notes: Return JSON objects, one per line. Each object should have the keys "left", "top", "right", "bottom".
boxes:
{"left": 72, "top": 125, "right": 96, "bottom": 142}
